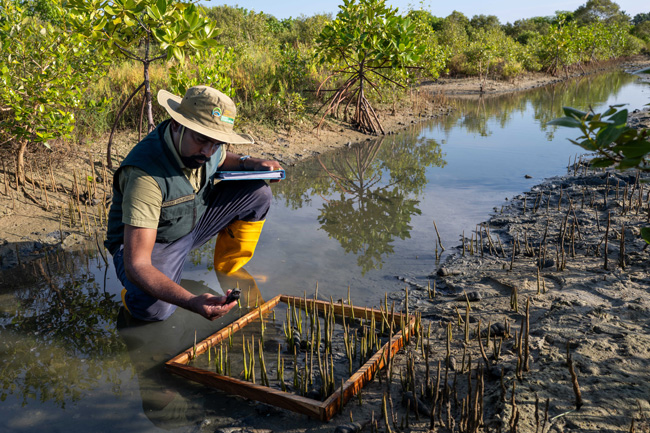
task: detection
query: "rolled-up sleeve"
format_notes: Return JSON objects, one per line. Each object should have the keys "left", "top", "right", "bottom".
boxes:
{"left": 119, "top": 166, "right": 162, "bottom": 229}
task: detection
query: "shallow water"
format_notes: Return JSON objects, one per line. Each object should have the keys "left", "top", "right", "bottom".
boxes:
{"left": 1, "top": 70, "right": 649, "bottom": 432}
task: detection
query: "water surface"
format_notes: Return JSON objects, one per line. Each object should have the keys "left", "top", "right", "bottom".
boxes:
{"left": 1, "top": 70, "right": 649, "bottom": 432}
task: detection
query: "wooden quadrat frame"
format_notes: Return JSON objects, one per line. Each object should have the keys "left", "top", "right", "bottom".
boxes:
{"left": 165, "top": 294, "right": 415, "bottom": 421}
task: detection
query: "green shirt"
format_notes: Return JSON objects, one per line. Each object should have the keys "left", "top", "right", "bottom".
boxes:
{"left": 119, "top": 124, "right": 226, "bottom": 229}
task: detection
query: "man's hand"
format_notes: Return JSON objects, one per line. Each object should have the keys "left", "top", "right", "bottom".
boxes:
{"left": 250, "top": 158, "right": 283, "bottom": 183}
{"left": 222, "top": 152, "right": 283, "bottom": 182}
{"left": 188, "top": 290, "right": 239, "bottom": 321}
{"left": 251, "top": 158, "right": 282, "bottom": 172}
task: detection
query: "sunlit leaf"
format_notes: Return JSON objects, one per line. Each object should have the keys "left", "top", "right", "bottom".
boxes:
{"left": 641, "top": 227, "right": 650, "bottom": 244}
{"left": 548, "top": 117, "right": 582, "bottom": 128}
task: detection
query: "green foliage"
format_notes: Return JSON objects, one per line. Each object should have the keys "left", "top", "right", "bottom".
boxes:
{"left": 633, "top": 13, "right": 650, "bottom": 26}
{"left": 550, "top": 103, "right": 650, "bottom": 242}
{"left": 536, "top": 14, "right": 581, "bottom": 76}
{"left": 270, "top": 14, "right": 333, "bottom": 47}
{"left": 503, "top": 17, "right": 552, "bottom": 44}
{"left": 316, "top": 0, "right": 424, "bottom": 134}
{"left": 2, "top": 0, "right": 643, "bottom": 162}
{"left": 632, "top": 21, "right": 650, "bottom": 43}
{"left": 437, "top": 11, "right": 470, "bottom": 61}
{"left": 168, "top": 47, "right": 236, "bottom": 97}
{"left": 549, "top": 105, "right": 650, "bottom": 171}
{"left": 317, "top": 0, "right": 423, "bottom": 73}
{"left": 406, "top": 8, "right": 446, "bottom": 80}
{"left": 276, "top": 44, "right": 312, "bottom": 91}
{"left": 0, "top": 0, "right": 109, "bottom": 184}
{"left": 533, "top": 14, "right": 639, "bottom": 77}
{"left": 200, "top": 5, "right": 327, "bottom": 128}
{"left": 469, "top": 14, "right": 501, "bottom": 31}
{"left": 69, "top": 0, "right": 219, "bottom": 63}
{"left": 205, "top": 5, "right": 275, "bottom": 49}
{"left": 573, "top": 0, "right": 630, "bottom": 26}
{"left": 464, "top": 27, "right": 513, "bottom": 83}
{"left": 68, "top": 0, "right": 220, "bottom": 167}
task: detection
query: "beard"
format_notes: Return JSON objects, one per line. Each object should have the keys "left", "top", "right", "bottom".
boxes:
{"left": 181, "top": 154, "right": 210, "bottom": 169}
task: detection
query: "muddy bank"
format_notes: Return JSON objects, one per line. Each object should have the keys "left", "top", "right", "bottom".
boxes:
{"left": 386, "top": 167, "right": 650, "bottom": 432}
{"left": 186, "top": 167, "right": 650, "bottom": 433}
{"left": 1, "top": 56, "right": 650, "bottom": 254}
{"left": 421, "top": 56, "right": 650, "bottom": 98}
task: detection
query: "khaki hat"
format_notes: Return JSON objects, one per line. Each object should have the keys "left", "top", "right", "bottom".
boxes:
{"left": 157, "top": 86, "right": 253, "bottom": 144}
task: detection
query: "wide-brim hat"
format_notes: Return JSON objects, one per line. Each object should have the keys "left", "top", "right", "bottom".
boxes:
{"left": 157, "top": 86, "right": 253, "bottom": 145}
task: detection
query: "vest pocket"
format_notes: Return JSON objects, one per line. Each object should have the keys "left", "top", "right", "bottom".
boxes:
{"left": 161, "top": 194, "right": 195, "bottom": 208}
{"left": 158, "top": 194, "right": 196, "bottom": 238}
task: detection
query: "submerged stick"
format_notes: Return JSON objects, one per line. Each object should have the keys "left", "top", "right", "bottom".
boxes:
{"left": 433, "top": 220, "right": 445, "bottom": 251}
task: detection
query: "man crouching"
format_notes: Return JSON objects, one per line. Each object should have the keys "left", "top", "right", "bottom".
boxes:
{"left": 105, "top": 86, "right": 281, "bottom": 321}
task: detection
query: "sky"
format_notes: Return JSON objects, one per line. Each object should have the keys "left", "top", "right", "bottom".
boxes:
{"left": 204, "top": 0, "right": 646, "bottom": 24}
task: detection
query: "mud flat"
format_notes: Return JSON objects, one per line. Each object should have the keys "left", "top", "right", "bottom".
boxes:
{"left": 394, "top": 166, "right": 650, "bottom": 432}
{"left": 223, "top": 165, "right": 650, "bottom": 433}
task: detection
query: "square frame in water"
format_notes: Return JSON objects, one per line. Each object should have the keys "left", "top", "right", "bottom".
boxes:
{"left": 165, "top": 294, "right": 415, "bottom": 421}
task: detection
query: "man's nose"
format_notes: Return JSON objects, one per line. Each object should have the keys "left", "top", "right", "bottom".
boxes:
{"left": 201, "top": 143, "right": 218, "bottom": 156}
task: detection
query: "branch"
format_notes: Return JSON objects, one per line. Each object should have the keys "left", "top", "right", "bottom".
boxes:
{"left": 106, "top": 81, "right": 145, "bottom": 169}
{"left": 135, "top": 14, "right": 151, "bottom": 34}
{"left": 150, "top": 53, "right": 167, "bottom": 62}
{"left": 316, "top": 73, "right": 337, "bottom": 98}
{"left": 360, "top": 75, "right": 384, "bottom": 102}
{"left": 0, "top": 134, "right": 15, "bottom": 147}
{"left": 368, "top": 68, "right": 406, "bottom": 88}
{"left": 113, "top": 42, "right": 143, "bottom": 63}
{"left": 336, "top": 47, "right": 356, "bottom": 70}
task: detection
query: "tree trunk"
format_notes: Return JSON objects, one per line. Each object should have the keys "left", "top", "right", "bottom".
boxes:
{"left": 356, "top": 62, "right": 364, "bottom": 129}
{"left": 16, "top": 140, "right": 28, "bottom": 186}
{"left": 144, "top": 34, "right": 155, "bottom": 133}
{"left": 105, "top": 82, "right": 144, "bottom": 169}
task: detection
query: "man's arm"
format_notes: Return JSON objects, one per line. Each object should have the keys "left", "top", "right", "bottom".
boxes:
{"left": 123, "top": 224, "right": 236, "bottom": 320}
{"left": 220, "top": 151, "right": 282, "bottom": 173}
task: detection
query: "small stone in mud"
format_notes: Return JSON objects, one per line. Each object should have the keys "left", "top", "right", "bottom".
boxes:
{"left": 481, "top": 322, "right": 507, "bottom": 337}
{"left": 447, "top": 356, "right": 457, "bottom": 371}
{"left": 537, "top": 258, "right": 555, "bottom": 269}
{"left": 402, "top": 391, "right": 431, "bottom": 414}
{"left": 456, "top": 291, "right": 482, "bottom": 302}
{"left": 305, "top": 389, "right": 321, "bottom": 400}
{"left": 335, "top": 423, "right": 363, "bottom": 433}
{"left": 437, "top": 267, "right": 461, "bottom": 276}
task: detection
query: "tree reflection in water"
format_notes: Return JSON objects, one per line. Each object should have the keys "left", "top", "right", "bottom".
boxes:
{"left": 436, "top": 70, "right": 640, "bottom": 140}
{"left": 314, "top": 131, "right": 446, "bottom": 273}
{"left": 0, "top": 247, "right": 127, "bottom": 408}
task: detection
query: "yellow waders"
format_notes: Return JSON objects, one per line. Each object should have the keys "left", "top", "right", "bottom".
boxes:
{"left": 121, "top": 288, "right": 131, "bottom": 314}
{"left": 213, "top": 220, "right": 265, "bottom": 274}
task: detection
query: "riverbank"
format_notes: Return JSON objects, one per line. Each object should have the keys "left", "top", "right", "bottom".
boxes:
{"left": 1, "top": 56, "right": 649, "bottom": 256}
{"left": 1, "top": 58, "right": 650, "bottom": 432}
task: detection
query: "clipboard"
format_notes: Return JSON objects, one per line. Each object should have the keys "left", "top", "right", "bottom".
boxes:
{"left": 215, "top": 170, "right": 286, "bottom": 181}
